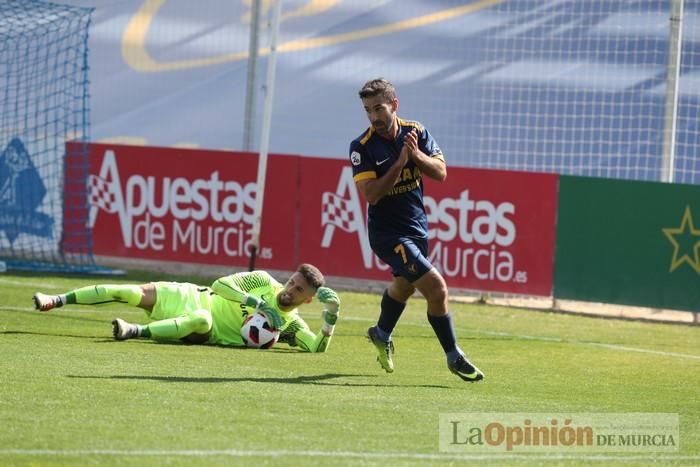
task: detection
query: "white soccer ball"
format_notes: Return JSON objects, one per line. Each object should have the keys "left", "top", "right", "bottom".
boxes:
{"left": 240, "top": 311, "right": 280, "bottom": 349}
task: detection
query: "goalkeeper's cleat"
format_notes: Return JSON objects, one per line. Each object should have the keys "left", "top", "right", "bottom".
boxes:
{"left": 33, "top": 292, "right": 63, "bottom": 312}
{"left": 448, "top": 355, "right": 484, "bottom": 382}
{"left": 367, "top": 326, "right": 395, "bottom": 373}
{"left": 112, "top": 318, "right": 140, "bottom": 341}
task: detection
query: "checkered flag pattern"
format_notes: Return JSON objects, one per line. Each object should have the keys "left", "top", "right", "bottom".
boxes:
{"left": 322, "top": 192, "right": 358, "bottom": 233}
{"left": 88, "top": 174, "right": 117, "bottom": 213}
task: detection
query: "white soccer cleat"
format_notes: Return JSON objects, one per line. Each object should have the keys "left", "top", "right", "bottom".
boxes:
{"left": 112, "top": 318, "right": 140, "bottom": 341}
{"left": 32, "top": 292, "right": 62, "bottom": 312}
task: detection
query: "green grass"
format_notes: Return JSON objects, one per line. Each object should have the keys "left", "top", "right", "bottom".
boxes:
{"left": 1, "top": 272, "right": 699, "bottom": 466}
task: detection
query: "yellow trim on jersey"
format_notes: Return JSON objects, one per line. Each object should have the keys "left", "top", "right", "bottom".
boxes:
{"left": 397, "top": 117, "right": 424, "bottom": 133}
{"left": 359, "top": 127, "right": 374, "bottom": 145}
{"left": 353, "top": 171, "right": 377, "bottom": 182}
{"left": 432, "top": 152, "right": 445, "bottom": 161}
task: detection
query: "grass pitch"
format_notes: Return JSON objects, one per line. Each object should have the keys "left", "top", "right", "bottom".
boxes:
{"left": 1, "top": 272, "right": 699, "bottom": 466}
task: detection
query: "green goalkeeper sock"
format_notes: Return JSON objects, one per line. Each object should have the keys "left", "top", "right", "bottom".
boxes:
{"left": 66, "top": 284, "right": 144, "bottom": 307}
{"left": 145, "top": 310, "right": 212, "bottom": 340}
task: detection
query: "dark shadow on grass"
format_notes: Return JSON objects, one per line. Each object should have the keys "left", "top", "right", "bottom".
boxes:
{"left": 341, "top": 331, "right": 499, "bottom": 342}
{"left": 97, "top": 338, "right": 310, "bottom": 353}
{"left": 142, "top": 339, "right": 303, "bottom": 353}
{"left": 66, "top": 373, "right": 451, "bottom": 389}
{"left": 1, "top": 308, "right": 108, "bottom": 324}
{"left": 405, "top": 333, "right": 507, "bottom": 342}
{"left": 0, "top": 330, "right": 108, "bottom": 340}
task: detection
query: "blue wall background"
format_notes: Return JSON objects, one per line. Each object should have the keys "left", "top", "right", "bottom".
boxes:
{"left": 57, "top": 0, "right": 700, "bottom": 182}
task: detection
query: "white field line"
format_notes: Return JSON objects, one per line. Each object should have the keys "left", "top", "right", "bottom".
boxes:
{"left": 341, "top": 316, "right": 700, "bottom": 361}
{"left": 0, "top": 278, "right": 69, "bottom": 290}
{"left": 584, "top": 341, "right": 700, "bottom": 360}
{"left": 0, "top": 449, "right": 697, "bottom": 461}
{"left": 2, "top": 306, "right": 699, "bottom": 361}
{"left": 0, "top": 305, "right": 143, "bottom": 314}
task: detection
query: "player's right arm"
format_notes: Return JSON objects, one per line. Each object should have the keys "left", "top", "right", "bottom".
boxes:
{"left": 277, "top": 287, "right": 340, "bottom": 353}
{"left": 211, "top": 272, "right": 278, "bottom": 319}
{"left": 351, "top": 142, "right": 407, "bottom": 205}
{"left": 212, "top": 271, "right": 283, "bottom": 329}
{"left": 278, "top": 312, "right": 337, "bottom": 353}
{"left": 211, "top": 271, "right": 268, "bottom": 305}
{"left": 279, "top": 318, "right": 333, "bottom": 353}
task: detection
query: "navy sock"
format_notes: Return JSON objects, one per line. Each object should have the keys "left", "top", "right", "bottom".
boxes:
{"left": 376, "top": 290, "right": 406, "bottom": 341}
{"left": 427, "top": 313, "right": 461, "bottom": 360}
{"left": 375, "top": 326, "right": 391, "bottom": 343}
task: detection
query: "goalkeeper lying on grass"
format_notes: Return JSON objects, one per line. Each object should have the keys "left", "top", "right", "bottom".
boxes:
{"left": 32, "top": 263, "right": 340, "bottom": 352}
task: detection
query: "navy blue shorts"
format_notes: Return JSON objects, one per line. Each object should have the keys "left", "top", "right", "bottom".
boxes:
{"left": 370, "top": 236, "right": 433, "bottom": 283}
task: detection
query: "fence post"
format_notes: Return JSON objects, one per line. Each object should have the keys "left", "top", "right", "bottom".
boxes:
{"left": 661, "top": 0, "right": 685, "bottom": 183}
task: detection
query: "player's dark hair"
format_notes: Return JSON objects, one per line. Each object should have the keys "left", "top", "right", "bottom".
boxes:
{"left": 358, "top": 78, "right": 396, "bottom": 103}
{"left": 297, "top": 263, "right": 325, "bottom": 290}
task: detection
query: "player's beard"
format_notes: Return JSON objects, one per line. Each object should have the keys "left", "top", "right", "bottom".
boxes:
{"left": 373, "top": 117, "right": 393, "bottom": 137}
{"left": 277, "top": 291, "right": 293, "bottom": 307}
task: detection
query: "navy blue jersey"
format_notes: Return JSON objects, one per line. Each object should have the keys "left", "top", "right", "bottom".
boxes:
{"left": 349, "top": 117, "right": 444, "bottom": 240}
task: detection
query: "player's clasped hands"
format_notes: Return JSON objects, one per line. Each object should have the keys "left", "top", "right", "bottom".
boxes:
{"left": 399, "top": 128, "right": 418, "bottom": 165}
{"left": 404, "top": 128, "right": 418, "bottom": 153}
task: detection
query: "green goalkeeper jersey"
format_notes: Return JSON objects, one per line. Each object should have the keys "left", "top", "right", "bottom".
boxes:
{"left": 208, "top": 270, "right": 331, "bottom": 352}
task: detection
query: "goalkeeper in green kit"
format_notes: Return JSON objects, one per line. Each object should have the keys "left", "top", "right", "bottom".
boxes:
{"left": 32, "top": 264, "right": 340, "bottom": 352}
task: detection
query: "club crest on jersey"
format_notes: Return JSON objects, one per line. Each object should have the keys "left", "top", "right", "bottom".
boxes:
{"left": 350, "top": 151, "right": 361, "bottom": 166}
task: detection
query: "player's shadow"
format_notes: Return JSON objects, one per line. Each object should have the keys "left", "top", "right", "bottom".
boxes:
{"left": 1, "top": 308, "right": 107, "bottom": 324}
{"left": 0, "top": 330, "right": 108, "bottom": 340}
{"left": 407, "top": 332, "right": 503, "bottom": 342}
{"left": 67, "top": 373, "right": 452, "bottom": 389}
{"left": 143, "top": 339, "right": 304, "bottom": 353}
{"left": 343, "top": 331, "right": 497, "bottom": 342}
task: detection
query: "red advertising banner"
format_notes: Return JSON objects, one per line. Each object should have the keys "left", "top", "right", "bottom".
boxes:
{"left": 64, "top": 143, "right": 298, "bottom": 271}
{"left": 426, "top": 168, "right": 558, "bottom": 295}
{"left": 65, "top": 143, "right": 558, "bottom": 296}
{"left": 302, "top": 161, "right": 559, "bottom": 296}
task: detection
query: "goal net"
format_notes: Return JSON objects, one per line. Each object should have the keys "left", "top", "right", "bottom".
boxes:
{"left": 0, "top": 0, "right": 106, "bottom": 272}
{"left": 443, "top": 0, "right": 699, "bottom": 183}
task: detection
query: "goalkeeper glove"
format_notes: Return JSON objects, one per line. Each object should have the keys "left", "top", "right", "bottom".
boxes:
{"left": 242, "top": 293, "right": 261, "bottom": 308}
{"left": 321, "top": 309, "right": 338, "bottom": 337}
{"left": 256, "top": 301, "right": 283, "bottom": 330}
{"left": 316, "top": 287, "right": 340, "bottom": 314}
{"left": 317, "top": 287, "right": 340, "bottom": 336}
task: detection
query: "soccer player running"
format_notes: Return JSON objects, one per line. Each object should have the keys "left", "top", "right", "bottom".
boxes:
{"left": 32, "top": 264, "right": 340, "bottom": 353}
{"left": 349, "top": 78, "right": 483, "bottom": 381}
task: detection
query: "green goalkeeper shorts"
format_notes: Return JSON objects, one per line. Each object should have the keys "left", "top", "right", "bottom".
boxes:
{"left": 150, "top": 281, "right": 214, "bottom": 321}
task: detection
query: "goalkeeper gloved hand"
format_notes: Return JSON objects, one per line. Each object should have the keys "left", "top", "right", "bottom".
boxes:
{"left": 317, "top": 287, "right": 340, "bottom": 336}
{"left": 316, "top": 287, "right": 340, "bottom": 314}
{"left": 256, "top": 301, "right": 283, "bottom": 331}
{"left": 243, "top": 294, "right": 262, "bottom": 309}
{"left": 243, "top": 294, "right": 282, "bottom": 328}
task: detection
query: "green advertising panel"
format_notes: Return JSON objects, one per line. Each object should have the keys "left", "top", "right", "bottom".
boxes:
{"left": 554, "top": 176, "right": 700, "bottom": 312}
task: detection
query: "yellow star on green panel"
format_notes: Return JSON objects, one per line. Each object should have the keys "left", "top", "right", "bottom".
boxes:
{"left": 662, "top": 205, "right": 700, "bottom": 273}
